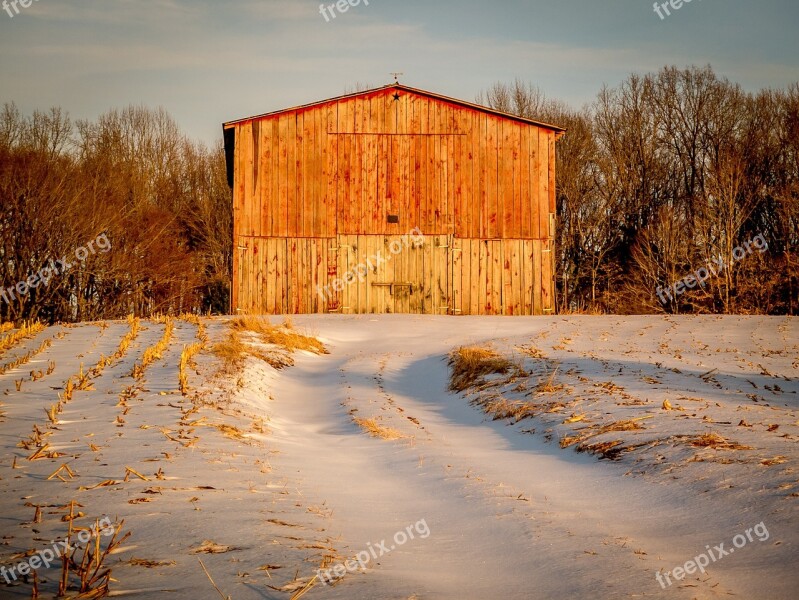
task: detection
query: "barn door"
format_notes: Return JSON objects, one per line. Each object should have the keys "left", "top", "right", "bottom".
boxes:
{"left": 335, "top": 234, "right": 428, "bottom": 314}
{"left": 424, "top": 234, "right": 452, "bottom": 315}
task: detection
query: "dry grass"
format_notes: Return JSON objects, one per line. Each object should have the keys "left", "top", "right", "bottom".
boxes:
{"left": 51, "top": 502, "right": 130, "bottom": 598}
{"left": 518, "top": 344, "right": 546, "bottom": 359}
{"left": 211, "top": 423, "right": 247, "bottom": 440}
{"left": 479, "top": 397, "right": 538, "bottom": 422}
{"left": 179, "top": 342, "right": 204, "bottom": 396}
{"left": 577, "top": 439, "right": 626, "bottom": 459}
{"left": 75, "top": 364, "right": 94, "bottom": 391}
{"left": 212, "top": 330, "right": 248, "bottom": 369}
{"left": 448, "top": 346, "right": 519, "bottom": 392}
{"left": 558, "top": 306, "right": 607, "bottom": 315}
{"left": 560, "top": 417, "right": 653, "bottom": 449}
{"left": 231, "top": 316, "right": 326, "bottom": 354}
{"left": 131, "top": 318, "right": 173, "bottom": 378}
{"left": 352, "top": 417, "right": 406, "bottom": 440}
{"left": 111, "top": 315, "right": 140, "bottom": 362}
{"left": 536, "top": 367, "right": 564, "bottom": 394}
{"left": 0, "top": 336, "right": 52, "bottom": 376}
{"left": 214, "top": 317, "right": 327, "bottom": 372}
{"left": 0, "top": 321, "right": 46, "bottom": 357}
{"left": 690, "top": 432, "right": 753, "bottom": 451}
{"left": 198, "top": 558, "right": 232, "bottom": 600}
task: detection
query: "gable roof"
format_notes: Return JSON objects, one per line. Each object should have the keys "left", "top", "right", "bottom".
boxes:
{"left": 222, "top": 83, "right": 566, "bottom": 133}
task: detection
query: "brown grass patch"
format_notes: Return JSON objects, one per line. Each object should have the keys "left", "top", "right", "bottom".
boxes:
{"left": 190, "top": 540, "right": 236, "bottom": 554}
{"left": 214, "top": 317, "right": 327, "bottom": 372}
{"left": 536, "top": 367, "right": 564, "bottom": 394}
{"left": 560, "top": 417, "right": 652, "bottom": 449}
{"left": 577, "top": 439, "right": 625, "bottom": 459}
{"left": 0, "top": 321, "right": 46, "bottom": 357}
{"left": 690, "top": 433, "right": 752, "bottom": 451}
{"left": 480, "top": 397, "right": 538, "bottom": 422}
{"left": 517, "top": 344, "right": 546, "bottom": 359}
{"left": 211, "top": 423, "right": 247, "bottom": 440}
{"left": 129, "top": 558, "right": 176, "bottom": 568}
{"left": 352, "top": 417, "right": 406, "bottom": 440}
{"left": 448, "top": 346, "right": 519, "bottom": 392}
{"left": 212, "top": 330, "right": 248, "bottom": 369}
{"left": 231, "top": 316, "right": 326, "bottom": 354}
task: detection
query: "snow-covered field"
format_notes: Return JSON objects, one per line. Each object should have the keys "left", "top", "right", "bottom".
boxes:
{"left": 1, "top": 315, "right": 797, "bottom": 599}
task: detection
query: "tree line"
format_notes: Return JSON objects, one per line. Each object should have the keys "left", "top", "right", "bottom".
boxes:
{"left": 0, "top": 104, "right": 231, "bottom": 323}
{"left": 1, "top": 64, "right": 797, "bottom": 323}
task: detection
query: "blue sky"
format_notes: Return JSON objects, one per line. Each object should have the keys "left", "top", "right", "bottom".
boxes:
{"left": 1, "top": 0, "right": 797, "bottom": 145}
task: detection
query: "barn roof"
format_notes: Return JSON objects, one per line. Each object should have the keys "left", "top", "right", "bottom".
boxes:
{"left": 222, "top": 83, "right": 566, "bottom": 133}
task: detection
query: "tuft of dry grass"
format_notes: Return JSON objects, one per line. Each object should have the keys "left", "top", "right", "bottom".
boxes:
{"left": 480, "top": 397, "right": 538, "bottom": 422}
{"left": 576, "top": 439, "right": 625, "bottom": 459}
{"left": 448, "top": 346, "right": 518, "bottom": 392}
{"left": 352, "top": 417, "right": 406, "bottom": 440}
{"left": 214, "top": 317, "right": 327, "bottom": 372}
{"left": 536, "top": 367, "right": 564, "bottom": 394}
{"left": 690, "top": 432, "right": 752, "bottom": 451}
{"left": 212, "top": 330, "right": 248, "bottom": 369}
{"left": 211, "top": 423, "right": 247, "bottom": 440}
{"left": 518, "top": 344, "right": 546, "bottom": 359}
{"left": 231, "top": 316, "right": 326, "bottom": 354}
{"left": 560, "top": 417, "right": 652, "bottom": 449}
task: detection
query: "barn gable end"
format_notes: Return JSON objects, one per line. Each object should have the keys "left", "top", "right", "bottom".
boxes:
{"left": 224, "top": 84, "right": 563, "bottom": 315}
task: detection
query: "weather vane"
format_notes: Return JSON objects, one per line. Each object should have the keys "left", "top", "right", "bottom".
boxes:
{"left": 390, "top": 72, "right": 404, "bottom": 83}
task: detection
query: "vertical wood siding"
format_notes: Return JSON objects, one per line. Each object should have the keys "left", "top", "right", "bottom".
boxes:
{"left": 230, "top": 87, "right": 558, "bottom": 315}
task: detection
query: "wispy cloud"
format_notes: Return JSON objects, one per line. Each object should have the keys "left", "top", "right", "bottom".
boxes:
{"left": 1, "top": 0, "right": 796, "bottom": 145}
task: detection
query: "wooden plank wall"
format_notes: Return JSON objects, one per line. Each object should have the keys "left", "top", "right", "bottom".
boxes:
{"left": 450, "top": 239, "right": 554, "bottom": 315}
{"left": 336, "top": 234, "right": 449, "bottom": 314}
{"left": 235, "top": 237, "right": 336, "bottom": 314}
{"left": 235, "top": 234, "right": 552, "bottom": 315}
{"left": 231, "top": 88, "right": 556, "bottom": 241}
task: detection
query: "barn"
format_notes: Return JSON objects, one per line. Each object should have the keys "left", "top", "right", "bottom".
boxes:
{"left": 223, "top": 83, "right": 564, "bottom": 315}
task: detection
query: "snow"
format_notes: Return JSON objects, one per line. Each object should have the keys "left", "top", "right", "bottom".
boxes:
{"left": 0, "top": 315, "right": 796, "bottom": 599}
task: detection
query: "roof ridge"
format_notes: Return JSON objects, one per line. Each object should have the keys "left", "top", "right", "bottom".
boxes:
{"left": 223, "top": 83, "right": 565, "bottom": 133}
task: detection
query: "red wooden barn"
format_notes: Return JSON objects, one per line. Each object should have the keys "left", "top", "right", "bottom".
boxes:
{"left": 223, "top": 83, "right": 564, "bottom": 315}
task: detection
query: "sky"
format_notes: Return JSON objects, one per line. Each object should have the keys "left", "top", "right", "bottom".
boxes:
{"left": 1, "top": 0, "right": 797, "bottom": 146}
